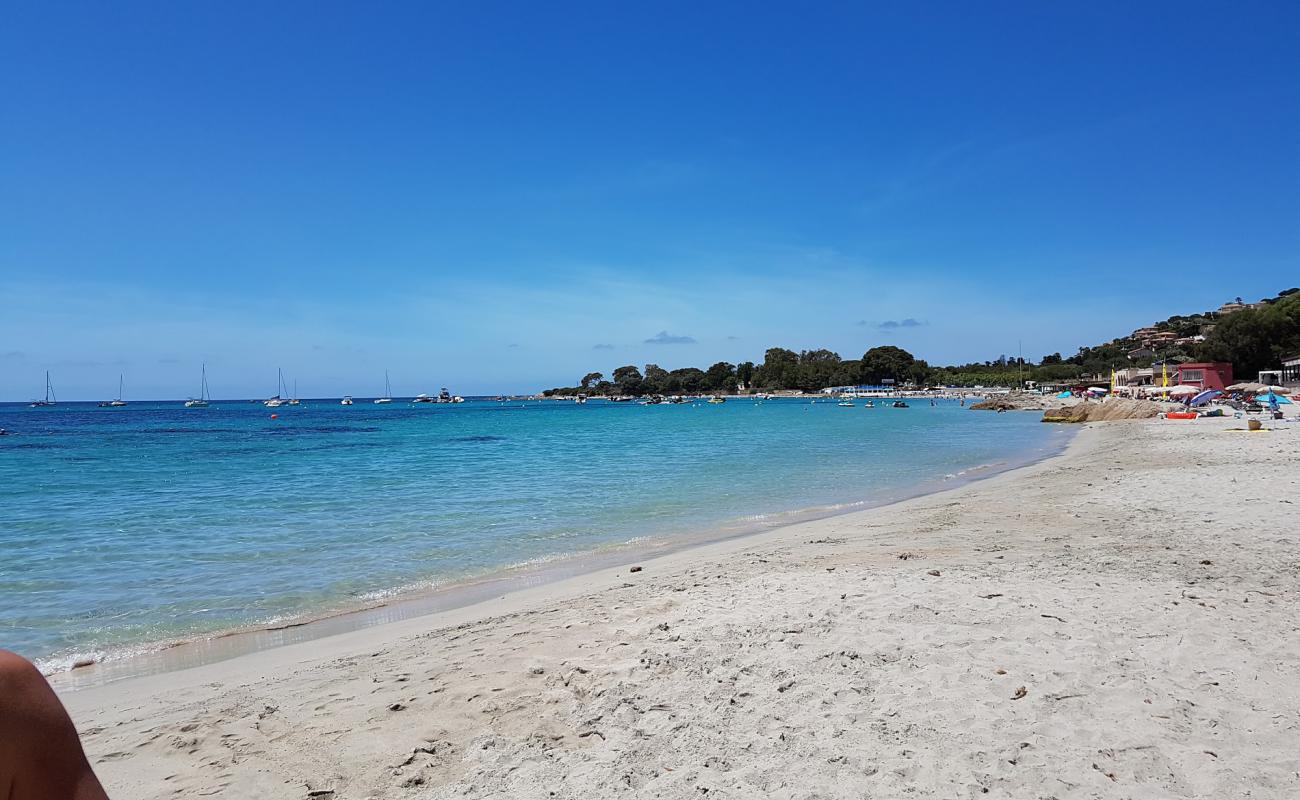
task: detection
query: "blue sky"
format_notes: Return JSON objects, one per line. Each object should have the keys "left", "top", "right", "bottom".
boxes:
{"left": 3, "top": 2, "right": 1298, "bottom": 399}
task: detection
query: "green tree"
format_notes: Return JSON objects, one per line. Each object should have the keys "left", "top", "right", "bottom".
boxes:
{"left": 861, "top": 346, "right": 916, "bottom": 384}
{"left": 580, "top": 372, "right": 603, "bottom": 390}
{"left": 704, "top": 362, "right": 737, "bottom": 392}
{"left": 906, "top": 358, "right": 933, "bottom": 386}
{"left": 736, "top": 361, "right": 755, "bottom": 389}
{"left": 643, "top": 364, "right": 669, "bottom": 394}
{"left": 792, "top": 349, "right": 841, "bottom": 391}
{"left": 612, "top": 365, "right": 643, "bottom": 395}
{"left": 669, "top": 367, "right": 707, "bottom": 393}
{"left": 1196, "top": 293, "right": 1300, "bottom": 378}
{"left": 755, "top": 347, "right": 798, "bottom": 389}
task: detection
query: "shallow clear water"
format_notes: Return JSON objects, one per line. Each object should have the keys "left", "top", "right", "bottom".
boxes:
{"left": 0, "top": 397, "right": 1065, "bottom": 670}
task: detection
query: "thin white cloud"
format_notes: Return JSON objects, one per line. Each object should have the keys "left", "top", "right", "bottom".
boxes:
{"left": 644, "top": 331, "right": 696, "bottom": 345}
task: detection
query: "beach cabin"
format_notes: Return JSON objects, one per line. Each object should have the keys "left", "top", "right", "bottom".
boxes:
{"left": 1175, "top": 362, "right": 1233, "bottom": 391}
{"left": 1281, "top": 353, "right": 1300, "bottom": 388}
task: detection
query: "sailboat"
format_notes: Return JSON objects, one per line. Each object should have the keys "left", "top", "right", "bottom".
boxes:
{"left": 374, "top": 371, "right": 393, "bottom": 404}
{"left": 288, "top": 379, "right": 301, "bottom": 405}
{"left": 185, "top": 364, "right": 211, "bottom": 408}
{"left": 30, "top": 371, "right": 57, "bottom": 407}
{"left": 100, "top": 375, "right": 128, "bottom": 407}
{"left": 264, "top": 368, "right": 288, "bottom": 407}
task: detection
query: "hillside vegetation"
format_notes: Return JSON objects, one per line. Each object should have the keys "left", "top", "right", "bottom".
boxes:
{"left": 546, "top": 289, "right": 1300, "bottom": 395}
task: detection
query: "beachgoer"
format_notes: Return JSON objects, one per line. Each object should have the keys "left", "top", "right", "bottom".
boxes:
{"left": 0, "top": 650, "right": 109, "bottom": 800}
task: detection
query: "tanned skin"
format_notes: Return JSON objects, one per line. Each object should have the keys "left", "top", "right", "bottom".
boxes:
{"left": 0, "top": 650, "right": 109, "bottom": 800}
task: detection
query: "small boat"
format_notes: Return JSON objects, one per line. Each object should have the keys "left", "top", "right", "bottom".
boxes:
{"left": 287, "top": 380, "right": 301, "bottom": 405}
{"left": 31, "top": 371, "right": 57, "bottom": 407}
{"left": 99, "top": 375, "right": 128, "bottom": 407}
{"left": 575, "top": 394, "right": 588, "bottom": 404}
{"left": 837, "top": 393, "right": 854, "bottom": 407}
{"left": 264, "top": 368, "right": 288, "bottom": 406}
{"left": 864, "top": 400, "right": 874, "bottom": 408}
{"left": 412, "top": 393, "right": 434, "bottom": 403}
{"left": 340, "top": 395, "right": 354, "bottom": 406}
{"left": 375, "top": 371, "right": 393, "bottom": 404}
{"left": 185, "top": 364, "right": 211, "bottom": 408}
{"left": 892, "top": 400, "right": 909, "bottom": 408}
{"left": 708, "top": 395, "right": 726, "bottom": 404}
{"left": 436, "top": 388, "right": 465, "bottom": 404}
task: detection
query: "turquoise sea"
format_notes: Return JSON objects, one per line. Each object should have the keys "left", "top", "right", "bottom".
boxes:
{"left": 0, "top": 397, "right": 1066, "bottom": 673}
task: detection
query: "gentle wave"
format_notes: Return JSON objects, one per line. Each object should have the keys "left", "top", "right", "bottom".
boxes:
{"left": 2, "top": 398, "right": 1064, "bottom": 676}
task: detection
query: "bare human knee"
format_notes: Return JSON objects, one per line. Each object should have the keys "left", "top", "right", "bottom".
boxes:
{"left": 0, "top": 649, "right": 109, "bottom": 800}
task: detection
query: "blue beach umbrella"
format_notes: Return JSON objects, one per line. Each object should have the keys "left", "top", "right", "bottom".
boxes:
{"left": 1056, "top": 391, "right": 1072, "bottom": 398}
{"left": 1189, "top": 389, "right": 1221, "bottom": 407}
{"left": 1259, "top": 392, "right": 1292, "bottom": 405}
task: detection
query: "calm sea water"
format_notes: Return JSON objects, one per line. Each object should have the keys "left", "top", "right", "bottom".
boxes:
{"left": 0, "top": 397, "right": 1065, "bottom": 671}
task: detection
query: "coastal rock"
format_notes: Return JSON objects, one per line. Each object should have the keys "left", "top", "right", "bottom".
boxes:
{"left": 1042, "top": 398, "right": 1166, "bottom": 423}
{"left": 970, "top": 392, "right": 1064, "bottom": 412}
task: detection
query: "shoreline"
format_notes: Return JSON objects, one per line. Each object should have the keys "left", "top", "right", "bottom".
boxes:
{"left": 62, "top": 417, "right": 1300, "bottom": 798}
{"left": 47, "top": 425, "right": 1075, "bottom": 689}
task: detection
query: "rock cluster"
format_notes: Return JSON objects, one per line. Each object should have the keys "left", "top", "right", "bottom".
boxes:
{"left": 1041, "top": 398, "right": 1166, "bottom": 423}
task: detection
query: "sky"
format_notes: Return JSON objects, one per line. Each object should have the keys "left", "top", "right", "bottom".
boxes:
{"left": 3, "top": 1, "right": 1298, "bottom": 399}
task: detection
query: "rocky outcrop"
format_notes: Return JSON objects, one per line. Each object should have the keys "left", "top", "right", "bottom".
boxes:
{"left": 970, "top": 392, "right": 1065, "bottom": 412}
{"left": 1042, "top": 398, "right": 1167, "bottom": 423}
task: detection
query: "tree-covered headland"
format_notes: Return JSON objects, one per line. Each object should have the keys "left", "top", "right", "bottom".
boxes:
{"left": 545, "top": 289, "right": 1300, "bottom": 396}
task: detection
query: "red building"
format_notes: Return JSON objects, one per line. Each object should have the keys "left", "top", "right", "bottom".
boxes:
{"left": 1176, "top": 362, "right": 1233, "bottom": 391}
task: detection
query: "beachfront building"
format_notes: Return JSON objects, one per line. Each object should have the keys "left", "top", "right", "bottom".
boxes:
{"left": 1115, "top": 367, "right": 1155, "bottom": 387}
{"left": 1175, "top": 362, "right": 1233, "bottom": 391}
{"left": 1282, "top": 353, "right": 1300, "bottom": 388}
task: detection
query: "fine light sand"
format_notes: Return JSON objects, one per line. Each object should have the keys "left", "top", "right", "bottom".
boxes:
{"left": 59, "top": 418, "right": 1300, "bottom": 798}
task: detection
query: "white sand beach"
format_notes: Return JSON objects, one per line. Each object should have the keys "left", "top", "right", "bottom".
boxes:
{"left": 59, "top": 418, "right": 1300, "bottom": 799}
